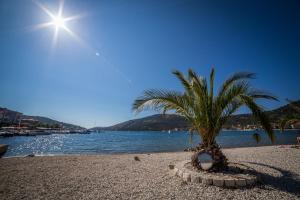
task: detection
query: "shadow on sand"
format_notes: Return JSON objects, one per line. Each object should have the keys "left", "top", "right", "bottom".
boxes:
{"left": 244, "top": 162, "right": 300, "bottom": 196}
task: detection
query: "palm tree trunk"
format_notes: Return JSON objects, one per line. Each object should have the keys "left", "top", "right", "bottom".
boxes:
{"left": 191, "top": 138, "right": 228, "bottom": 171}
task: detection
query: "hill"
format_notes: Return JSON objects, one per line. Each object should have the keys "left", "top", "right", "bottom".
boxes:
{"left": 21, "top": 115, "right": 85, "bottom": 130}
{"left": 91, "top": 100, "right": 300, "bottom": 131}
{"left": 90, "top": 114, "right": 189, "bottom": 131}
{"left": 0, "top": 107, "right": 85, "bottom": 130}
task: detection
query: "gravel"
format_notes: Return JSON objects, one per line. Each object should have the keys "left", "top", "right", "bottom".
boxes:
{"left": 0, "top": 145, "right": 300, "bottom": 200}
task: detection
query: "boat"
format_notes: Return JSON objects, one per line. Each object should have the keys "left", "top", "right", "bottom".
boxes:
{"left": 0, "top": 144, "right": 8, "bottom": 157}
{"left": 78, "top": 131, "right": 90, "bottom": 134}
{"left": 0, "top": 132, "right": 14, "bottom": 137}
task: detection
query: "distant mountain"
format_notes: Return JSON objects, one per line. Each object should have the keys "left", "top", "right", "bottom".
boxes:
{"left": 91, "top": 100, "right": 300, "bottom": 131}
{"left": 90, "top": 114, "right": 189, "bottom": 131}
{"left": 0, "top": 107, "right": 85, "bottom": 130}
{"left": 224, "top": 100, "right": 300, "bottom": 128}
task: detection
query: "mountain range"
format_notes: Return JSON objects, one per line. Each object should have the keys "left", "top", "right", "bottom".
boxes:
{"left": 90, "top": 100, "right": 300, "bottom": 131}
{"left": 2, "top": 100, "right": 299, "bottom": 131}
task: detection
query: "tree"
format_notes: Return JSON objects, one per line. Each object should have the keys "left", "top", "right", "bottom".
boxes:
{"left": 280, "top": 99, "right": 300, "bottom": 131}
{"left": 132, "top": 68, "right": 277, "bottom": 171}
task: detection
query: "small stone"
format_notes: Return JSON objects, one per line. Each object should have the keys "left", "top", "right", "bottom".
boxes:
{"left": 0, "top": 144, "right": 8, "bottom": 157}
{"left": 181, "top": 181, "right": 188, "bottom": 186}
{"left": 190, "top": 174, "right": 200, "bottom": 183}
{"left": 202, "top": 177, "right": 212, "bottom": 185}
{"left": 213, "top": 179, "right": 224, "bottom": 187}
{"left": 235, "top": 179, "right": 247, "bottom": 187}
{"left": 134, "top": 156, "right": 140, "bottom": 161}
{"left": 246, "top": 177, "right": 256, "bottom": 186}
{"left": 224, "top": 179, "right": 235, "bottom": 187}
{"left": 168, "top": 164, "right": 175, "bottom": 170}
{"left": 182, "top": 173, "right": 191, "bottom": 182}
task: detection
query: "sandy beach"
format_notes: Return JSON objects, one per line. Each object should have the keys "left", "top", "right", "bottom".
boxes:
{"left": 0, "top": 145, "right": 299, "bottom": 200}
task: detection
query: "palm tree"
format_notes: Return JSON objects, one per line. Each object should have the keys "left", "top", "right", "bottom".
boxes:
{"left": 280, "top": 99, "right": 300, "bottom": 131}
{"left": 132, "top": 68, "right": 277, "bottom": 171}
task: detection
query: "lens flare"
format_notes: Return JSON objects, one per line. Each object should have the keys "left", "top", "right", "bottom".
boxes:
{"left": 33, "top": 0, "right": 83, "bottom": 49}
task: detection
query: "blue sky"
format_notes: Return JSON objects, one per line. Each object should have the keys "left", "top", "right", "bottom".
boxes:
{"left": 0, "top": 0, "right": 299, "bottom": 128}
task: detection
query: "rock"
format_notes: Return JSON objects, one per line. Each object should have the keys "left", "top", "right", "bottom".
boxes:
{"left": 202, "top": 177, "right": 212, "bottom": 185}
{"left": 173, "top": 160, "right": 258, "bottom": 188}
{"left": 190, "top": 173, "right": 201, "bottom": 183}
{"left": 26, "top": 154, "right": 35, "bottom": 157}
{"left": 184, "top": 147, "right": 197, "bottom": 152}
{"left": 180, "top": 181, "right": 188, "bottom": 186}
{"left": 235, "top": 179, "right": 247, "bottom": 187}
{"left": 182, "top": 173, "right": 191, "bottom": 182}
{"left": 213, "top": 179, "right": 224, "bottom": 187}
{"left": 168, "top": 164, "right": 175, "bottom": 169}
{"left": 134, "top": 156, "right": 140, "bottom": 161}
{"left": 224, "top": 179, "right": 235, "bottom": 187}
{"left": 246, "top": 177, "right": 256, "bottom": 186}
{"left": 0, "top": 144, "right": 8, "bottom": 157}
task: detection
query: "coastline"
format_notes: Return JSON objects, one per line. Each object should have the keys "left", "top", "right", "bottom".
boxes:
{"left": 1, "top": 144, "right": 298, "bottom": 159}
{"left": 1, "top": 128, "right": 299, "bottom": 137}
{"left": 1, "top": 145, "right": 300, "bottom": 199}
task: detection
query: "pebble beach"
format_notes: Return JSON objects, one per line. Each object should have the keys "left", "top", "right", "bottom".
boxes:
{"left": 0, "top": 145, "right": 299, "bottom": 200}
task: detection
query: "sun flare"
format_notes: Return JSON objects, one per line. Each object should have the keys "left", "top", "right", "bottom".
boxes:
{"left": 33, "top": 0, "right": 83, "bottom": 49}
{"left": 52, "top": 16, "right": 65, "bottom": 29}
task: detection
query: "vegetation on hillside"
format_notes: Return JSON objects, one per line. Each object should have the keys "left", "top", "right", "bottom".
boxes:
{"left": 280, "top": 99, "right": 300, "bottom": 131}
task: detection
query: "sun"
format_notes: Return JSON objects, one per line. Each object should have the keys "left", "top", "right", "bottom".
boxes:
{"left": 33, "top": 0, "right": 83, "bottom": 49}
{"left": 52, "top": 16, "right": 66, "bottom": 29}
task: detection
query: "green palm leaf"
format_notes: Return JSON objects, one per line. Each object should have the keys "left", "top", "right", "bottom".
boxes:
{"left": 132, "top": 68, "right": 277, "bottom": 146}
{"left": 252, "top": 133, "right": 261, "bottom": 143}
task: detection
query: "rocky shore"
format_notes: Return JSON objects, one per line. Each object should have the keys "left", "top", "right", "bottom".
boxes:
{"left": 0, "top": 145, "right": 299, "bottom": 200}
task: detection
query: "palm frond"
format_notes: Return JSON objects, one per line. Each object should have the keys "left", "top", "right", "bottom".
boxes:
{"left": 248, "top": 89, "right": 278, "bottom": 101}
{"left": 218, "top": 72, "right": 256, "bottom": 97}
{"left": 132, "top": 89, "right": 195, "bottom": 122}
{"left": 252, "top": 133, "right": 261, "bottom": 143}
{"left": 214, "top": 81, "right": 250, "bottom": 120}
{"left": 209, "top": 68, "right": 215, "bottom": 103}
{"left": 209, "top": 68, "right": 215, "bottom": 127}
{"left": 172, "top": 70, "right": 191, "bottom": 93}
{"left": 240, "top": 95, "right": 275, "bottom": 143}
{"left": 280, "top": 117, "right": 300, "bottom": 131}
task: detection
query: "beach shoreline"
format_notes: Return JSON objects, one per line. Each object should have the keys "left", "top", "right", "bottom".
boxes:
{"left": 1, "top": 144, "right": 298, "bottom": 159}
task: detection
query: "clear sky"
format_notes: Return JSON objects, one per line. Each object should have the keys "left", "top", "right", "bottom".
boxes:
{"left": 0, "top": 0, "right": 299, "bottom": 128}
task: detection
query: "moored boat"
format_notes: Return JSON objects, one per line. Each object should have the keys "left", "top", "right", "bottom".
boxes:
{"left": 0, "top": 144, "right": 8, "bottom": 157}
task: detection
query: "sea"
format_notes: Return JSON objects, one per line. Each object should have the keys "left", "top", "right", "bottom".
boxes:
{"left": 0, "top": 130, "right": 299, "bottom": 157}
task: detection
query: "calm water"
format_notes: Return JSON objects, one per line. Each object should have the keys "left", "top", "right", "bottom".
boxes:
{"left": 1, "top": 130, "right": 299, "bottom": 157}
